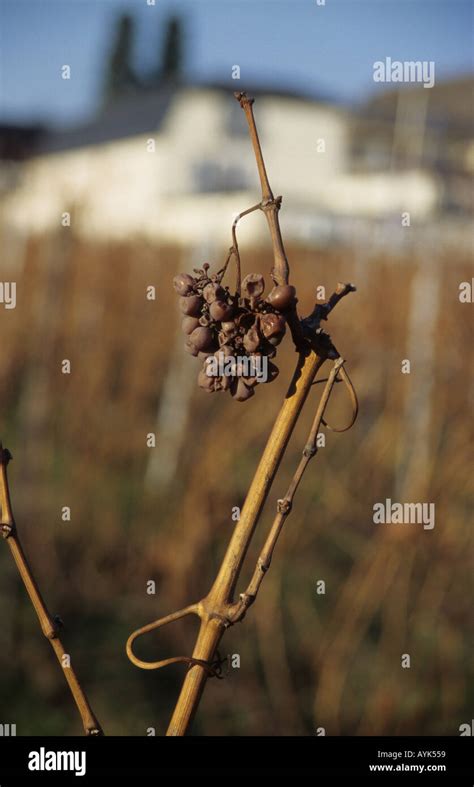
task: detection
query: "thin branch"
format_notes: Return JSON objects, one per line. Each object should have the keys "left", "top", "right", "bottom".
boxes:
{"left": 303, "top": 281, "right": 357, "bottom": 335}
{"left": 321, "top": 366, "right": 358, "bottom": 433}
{"left": 234, "top": 92, "right": 290, "bottom": 288}
{"left": 126, "top": 603, "right": 222, "bottom": 677}
{"left": 217, "top": 202, "right": 261, "bottom": 294}
{"left": 0, "top": 445, "right": 103, "bottom": 736}
{"left": 229, "top": 358, "right": 346, "bottom": 622}
{"left": 234, "top": 93, "right": 273, "bottom": 204}
{"left": 231, "top": 202, "right": 261, "bottom": 294}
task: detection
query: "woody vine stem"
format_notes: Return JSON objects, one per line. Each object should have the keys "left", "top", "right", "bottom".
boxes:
{"left": 126, "top": 92, "right": 358, "bottom": 736}
{"left": 0, "top": 447, "right": 103, "bottom": 735}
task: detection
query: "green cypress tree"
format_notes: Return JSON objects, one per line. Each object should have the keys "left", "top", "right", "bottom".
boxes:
{"left": 104, "top": 14, "right": 137, "bottom": 101}
{"left": 160, "top": 16, "right": 183, "bottom": 83}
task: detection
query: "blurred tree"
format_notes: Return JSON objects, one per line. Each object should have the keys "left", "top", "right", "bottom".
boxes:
{"left": 159, "top": 16, "right": 183, "bottom": 83}
{"left": 104, "top": 14, "right": 138, "bottom": 102}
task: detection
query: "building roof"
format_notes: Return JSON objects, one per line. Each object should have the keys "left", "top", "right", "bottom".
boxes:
{"left": 0, "top": 79, "right": 337, "bottom": 160}
{"left": 36, "top": 84, "right": 176, "bottom": 155}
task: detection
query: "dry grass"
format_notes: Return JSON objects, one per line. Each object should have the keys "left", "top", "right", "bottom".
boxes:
{"left": 0, "top": 230, "right": 471, "bottom": 735}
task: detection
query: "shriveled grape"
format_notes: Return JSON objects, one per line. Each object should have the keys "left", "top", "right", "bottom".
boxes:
{"left": 266, "top": 284, "right": 296, "bottom": 311}
{"left": 209, "top": 300, "right": 234, "bottom": 322}
{"left": 173, "top": 273, "right": 195, "bottom": 296}
{"left": 180, "top": 295, "right": 203, "bottom": 316}
{"left": 189, "top": 326, "right": 214, "bottom": 352}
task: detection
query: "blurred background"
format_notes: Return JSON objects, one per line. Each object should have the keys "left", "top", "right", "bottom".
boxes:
{"left": 0, "top": 0, "right": 472, "bottom": 736}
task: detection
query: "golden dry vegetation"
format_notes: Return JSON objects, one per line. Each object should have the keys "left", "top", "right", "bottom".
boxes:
{"left": 0, "top": 231, "right": 472, "bottom": 735}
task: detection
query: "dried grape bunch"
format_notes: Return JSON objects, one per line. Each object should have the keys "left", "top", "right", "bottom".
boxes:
{"left": 173, "top": 263, "right": 296, "bottom": 402}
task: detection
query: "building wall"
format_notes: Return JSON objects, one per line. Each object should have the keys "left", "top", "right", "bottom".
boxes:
{"left": 0, "top": 87, "right": 441, "bottom": 243}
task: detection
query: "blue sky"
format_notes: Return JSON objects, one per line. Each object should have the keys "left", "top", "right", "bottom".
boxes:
{"left": 0, "top": 0, "right": 472, "bottom": 127}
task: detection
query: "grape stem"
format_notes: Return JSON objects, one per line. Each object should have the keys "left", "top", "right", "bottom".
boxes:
{"left": 0, "top": 446, "right": 103, "bottom": 735}
{"left": 217, "top": 201, "right": 262, "bottom": 294}
{"left": 234, "top": 92, "right": 290, "bottom": 290}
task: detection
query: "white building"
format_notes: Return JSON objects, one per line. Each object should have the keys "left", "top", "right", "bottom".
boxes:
{"left": 0, "top": 83, "right": 441, "bottom": 246}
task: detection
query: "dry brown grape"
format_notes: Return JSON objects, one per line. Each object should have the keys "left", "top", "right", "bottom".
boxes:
{"left": 173, "top": 273, "right": 195, "bottom": 296}
{"left": 180, "top": 295, "right": 203, "bottom": 316}
{"left": 216, "top": 374, "right": 232, "bottom": 392}
{"left": 232, "top": 378, "right": 255, "bottom": 402}
{"left": 189, "top": 326, "right": 214, "bottom": 352}
{"left": 203, "top": 282, "right": 226, "bottom": 304}
{"left": 266, "top": 284, "right": 296, "bottom": 311}
{"left": 197, "top": 367, "right": 215, "bottom": 392}
{"left": 261, "top": 313, "right": 286, "bottom": 345}
{"left": 243, "top": 324, "right": 261, "bottom": 353}
{"left": 261, "top": 312, "right": 285, "bottom": 336}
{"left": 242, "top": 273, "right": 265, "bottom": 300}
{"left": 209, "top": 300, "right": 234, "bottom": 322}
{"left": 184, "top": 339, "right": 199, "bottom": 356}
